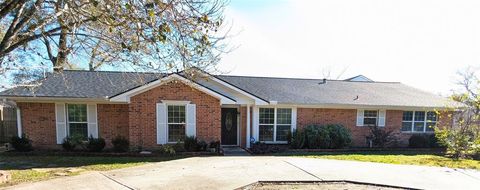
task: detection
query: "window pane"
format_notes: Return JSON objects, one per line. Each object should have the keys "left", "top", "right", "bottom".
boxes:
{"left": 414, "top": 111, "right": 425, "bottom": 121}
{"left": 259, "top": 108, "right": 275, "bottom": 124}
{"left": 276, "top": 125, "right": 291, "bottom": 141}
{"left": 364, "top": 110, "right": 378, "bottom": 117}
{"left": 276, "top": 108, "right": 292, "bottom": 124}
{"left": 364, "top": 118, "right": 377, "bottom": 126}
{"left": 402, "top": 111, "right": 413, "bottom": 121}
{"left": 427, "top": 111, "right": 437, "bottom": 122}
{"left": 426, "top": 122, "right": 436, "bottom": 131}
{"left": 68, "top": 104, "right": 87, "bottom": 122}
{"left": 168, "top": 124, "right": 185, "bottom": 142}
{"left": 401, "top": 122, "right": 412, "bottom": 131}
{"left": 414, "top": 122, "right": 424, "bottom": 132}
{"left": 168, "top": 105, "right": 185, "bottom": 123}
{"left": 259, "top": 125, "right": 274, "bottom": 141}
{"left": 69, "top": 123, "right": 88, "bottom": 139}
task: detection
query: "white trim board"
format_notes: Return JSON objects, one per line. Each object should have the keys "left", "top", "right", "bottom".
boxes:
{"left": 110, "top": 74, "right": 236, "bottom": 104}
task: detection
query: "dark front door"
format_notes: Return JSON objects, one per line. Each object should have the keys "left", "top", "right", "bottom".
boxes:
{"left": 221, "top": 108, "right": 238, "bottom": 145}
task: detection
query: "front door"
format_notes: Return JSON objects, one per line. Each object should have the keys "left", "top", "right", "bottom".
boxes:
{"left": 221, "top": 108, "right": 238, "bottom": 145}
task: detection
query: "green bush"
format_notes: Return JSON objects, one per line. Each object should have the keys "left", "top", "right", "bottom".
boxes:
{"left": 408, "top": 134, "right": 440, "bottom": 148}
{"left": 85, "top": 136, "right": 106, "bottom": 152}
{"left": 62, "top": 135, "right": 83, "bottom": 151}
{"left": 197, "top": 140, "right": 208, "bottom": 151}
{"left": 325, "top": 124, "right": 352, "bottom": 149}
{"left": 159, "top": 145, "right": 176, "bottom": 155}
{"left": 209, "top": 140, "right": 221, "bottom": 153}
{"left": 111, "top": 136, "right": 129, "bottom": 152}
{"left": 289, "top": 129, "right": 306, "bottom": 149}
{"left": 10, "top": 134, "right": 33, "bottom": 152}
{"left": 184, "top": 136, "right": 199, "bottom": 152}
{"left": 294, "top": 124, "right": 351, "bottom": 149}
{"left": 408, "top": 134, "right": 429, "bottom": 148}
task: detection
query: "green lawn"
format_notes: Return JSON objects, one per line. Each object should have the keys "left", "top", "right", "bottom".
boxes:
{"left": 280, "top": 151, "right": 480, "bottom": 170}
{"left": 0, "top": 154, "right": 185, "bottom": 187}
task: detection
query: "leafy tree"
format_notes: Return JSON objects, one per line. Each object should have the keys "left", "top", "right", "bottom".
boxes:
{"left": 0, "top": 0, "right": 229, "bottom": 88}
{"left": 435, "top": 67, "right": 480, "bottom": 159}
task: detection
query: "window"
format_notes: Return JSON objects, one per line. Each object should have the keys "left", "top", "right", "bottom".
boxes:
{"left": 259, "top": 108, "right": 292, "bottom": 142}
{"left": 259, "top": 108, "right": 274, "bottom": 141}
{"left": 401, "top": 111, "right": 437, "bottom": 132}
{"left": 167, "top": 105, "right": 186, "bottom": 142}
{"left": 363, "top": 110, "right": 378, "bottom": 126}
{"left": 67, "top": 104, "right": 88, "bottom": 139}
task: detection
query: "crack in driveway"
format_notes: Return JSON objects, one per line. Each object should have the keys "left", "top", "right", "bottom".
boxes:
{"left": 283, "top": 160, "right": 323, "bottom": 180}
{"left": 100, "top": 172, "right": 135, "bottom": 190}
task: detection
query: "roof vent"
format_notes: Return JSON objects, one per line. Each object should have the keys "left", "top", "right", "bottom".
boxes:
{"left": 319, "top": 78, "right": 327, "bottom": 84}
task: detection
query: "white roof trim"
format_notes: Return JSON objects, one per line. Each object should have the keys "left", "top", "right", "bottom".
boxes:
{"left": 205, "top": 75, "right": 269, "bottom": 105}
{"left": 109, "top": 74, "right": 236, "bottom": 104}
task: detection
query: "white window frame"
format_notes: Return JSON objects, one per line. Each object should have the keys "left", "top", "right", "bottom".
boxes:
{"left": 363, "top": 110, "right": 378, "bottom": 126}
{"left": 258, "top": 107, "right": 293, "bottom": 143}
{"left": 166, "top": 104, "right": 187, "bottom": 143}
{"left": 66, "top": 104, "right": 88, "bottom": 138}
{"left": 401, "top": 111, "right": 437, "bottom": 133}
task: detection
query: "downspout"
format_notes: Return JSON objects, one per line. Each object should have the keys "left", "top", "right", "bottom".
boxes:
{"left": 16, "top": 108, "right": 22, "bottom": 137}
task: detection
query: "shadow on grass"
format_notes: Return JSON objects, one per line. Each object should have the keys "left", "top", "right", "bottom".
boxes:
{"left": 273, "top": 149, "right": 445, "bottom": 157}
{"left": 0, "top": 153, "right": 190, "bottom": 171}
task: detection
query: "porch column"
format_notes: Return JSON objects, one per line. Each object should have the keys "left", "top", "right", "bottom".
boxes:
{"left": 246, "top": 105, "right": 251, "bottom": 148}
{"left": 16, "top": 108, "right": 22, "bottom": 137}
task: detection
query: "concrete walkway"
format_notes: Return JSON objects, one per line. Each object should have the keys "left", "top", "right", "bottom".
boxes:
{"left": 3, "top": 156, "right": 480, "bottom": 190}
{"left": 221, "top": 146, "right": 250, "bottom": 156}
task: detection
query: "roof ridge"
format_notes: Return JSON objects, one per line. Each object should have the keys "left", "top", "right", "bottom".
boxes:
{"left": 63, "top": 69, "right": 165, "bottom": 75}
{"left": 217, "top": 74, "right": 401, "bottom": 84}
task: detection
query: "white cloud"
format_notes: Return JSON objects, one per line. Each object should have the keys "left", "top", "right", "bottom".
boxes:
{"left": 218, "top": 0, "right": 480, "bottom": 95}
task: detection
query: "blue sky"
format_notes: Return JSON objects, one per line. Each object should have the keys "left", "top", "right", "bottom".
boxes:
{"left": 217, "top": 0, "right": 480, "bottom": 95}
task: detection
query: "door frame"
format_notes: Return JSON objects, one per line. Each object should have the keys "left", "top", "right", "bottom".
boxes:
{"left": 221, "top": 105, "right": 240, "bottom": 146}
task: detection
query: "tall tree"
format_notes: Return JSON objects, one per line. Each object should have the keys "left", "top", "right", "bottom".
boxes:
{"left": 0, "top": 0, "right": 229, "bottom": 88}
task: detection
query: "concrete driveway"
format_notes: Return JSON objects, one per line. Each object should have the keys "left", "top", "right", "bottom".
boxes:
{"left": 3, "top": 156, "right": 480, "bottom": 190}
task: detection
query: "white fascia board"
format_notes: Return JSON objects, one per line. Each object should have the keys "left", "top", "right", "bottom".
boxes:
{"left": 207, "top": 76, "right": 269, "bottom": 105}
{"left": 110, "top": 74, "right": 235, "bottom": 104}
{"left": 276, "top": 103, "right": 453, "bottom": 111}
{"left": 1, "top": 96, "right": 111, "bottom": 103}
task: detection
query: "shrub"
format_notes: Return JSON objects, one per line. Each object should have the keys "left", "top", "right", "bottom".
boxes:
{"left": 85, "top": 136, "right": 106, "bottom": 152}
{"left": 197, "top": 140, "right": 208, "bottom": 151}
{"left": 111, "top": 136, "right": 129, "bottom": 152}
{"left": 209, "top": 140, "right": 221, "bottom": 153}
{"left": 159, "top": 145, "right": 176, "bottom": 155}
{"left": 408, "top": 134, "right": 429, "bottom": 148}
{"left": 10, "top": 134, "right": 33, "bottom": 152}
{"left": 173, "top": 140, "right": 186, "bottom": 152}
{"left": 62, "top": 135, "right": 84, "bottom": 151}
{"left": 184, "top": 136, "right": 199, "bottom": 152}
{"left": 325, "top": 124, "right": 352, "bottom": 149}
{"left": 289, "top": 129, "right": 306, "bottom": 149}
{"left": 250, "top": 142, "right": 287, "bottom": 154}
{"left": 367, "top": 126, "right": 398, "bottom": 148}
{"left": 296, "top": 124, "right": 351, "bottom": 149}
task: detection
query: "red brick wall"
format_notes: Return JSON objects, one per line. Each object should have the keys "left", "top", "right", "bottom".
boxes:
{"left": 18, "top": 103, "right": 57, "bottom": 149}
{"left": 97, "top": 104, "right": 129, "bottom": 147}
{"left": 128, "top": 80, "right": 221, "bottom": 149}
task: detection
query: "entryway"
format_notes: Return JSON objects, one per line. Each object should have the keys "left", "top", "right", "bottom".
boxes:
{"left": 221, "top": 108, "right": 238, "bottom": 145}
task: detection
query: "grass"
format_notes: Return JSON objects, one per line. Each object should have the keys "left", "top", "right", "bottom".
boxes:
{"left": 0, "top": 154, "right": 186, "bottom": 187}
{"left": 279, "top": 151, "right": 480, "bottom": 170}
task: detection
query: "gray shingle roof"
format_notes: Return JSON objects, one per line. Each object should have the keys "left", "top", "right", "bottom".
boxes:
{"left": 216, "top": 75, "right": 453, "bottom": 108}
{"left": 0, "top": 71, "right": 164, "bottom": 99}
{"left": 0, "top": 70, "right": 454, "bottom": 108}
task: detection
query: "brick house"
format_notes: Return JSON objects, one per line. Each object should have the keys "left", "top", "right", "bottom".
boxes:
{"left": 0, "top": 70, "right": 455, "bottom": 149}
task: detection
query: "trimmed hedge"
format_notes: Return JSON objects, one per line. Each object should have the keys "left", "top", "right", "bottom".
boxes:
{"left": 409, "top": 134, "right": 440, "bottom": 148}
{"left": 290, "top": 124, "right": 352, "bottom": 149}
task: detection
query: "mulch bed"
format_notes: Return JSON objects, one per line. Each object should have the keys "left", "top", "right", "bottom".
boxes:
{"left": 2, "top": 150, "right": 221, "bottom": 157}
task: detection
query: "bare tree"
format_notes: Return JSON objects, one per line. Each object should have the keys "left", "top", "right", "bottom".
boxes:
{"left": 0, "top": 0, "right": 230, "bottom": 88}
